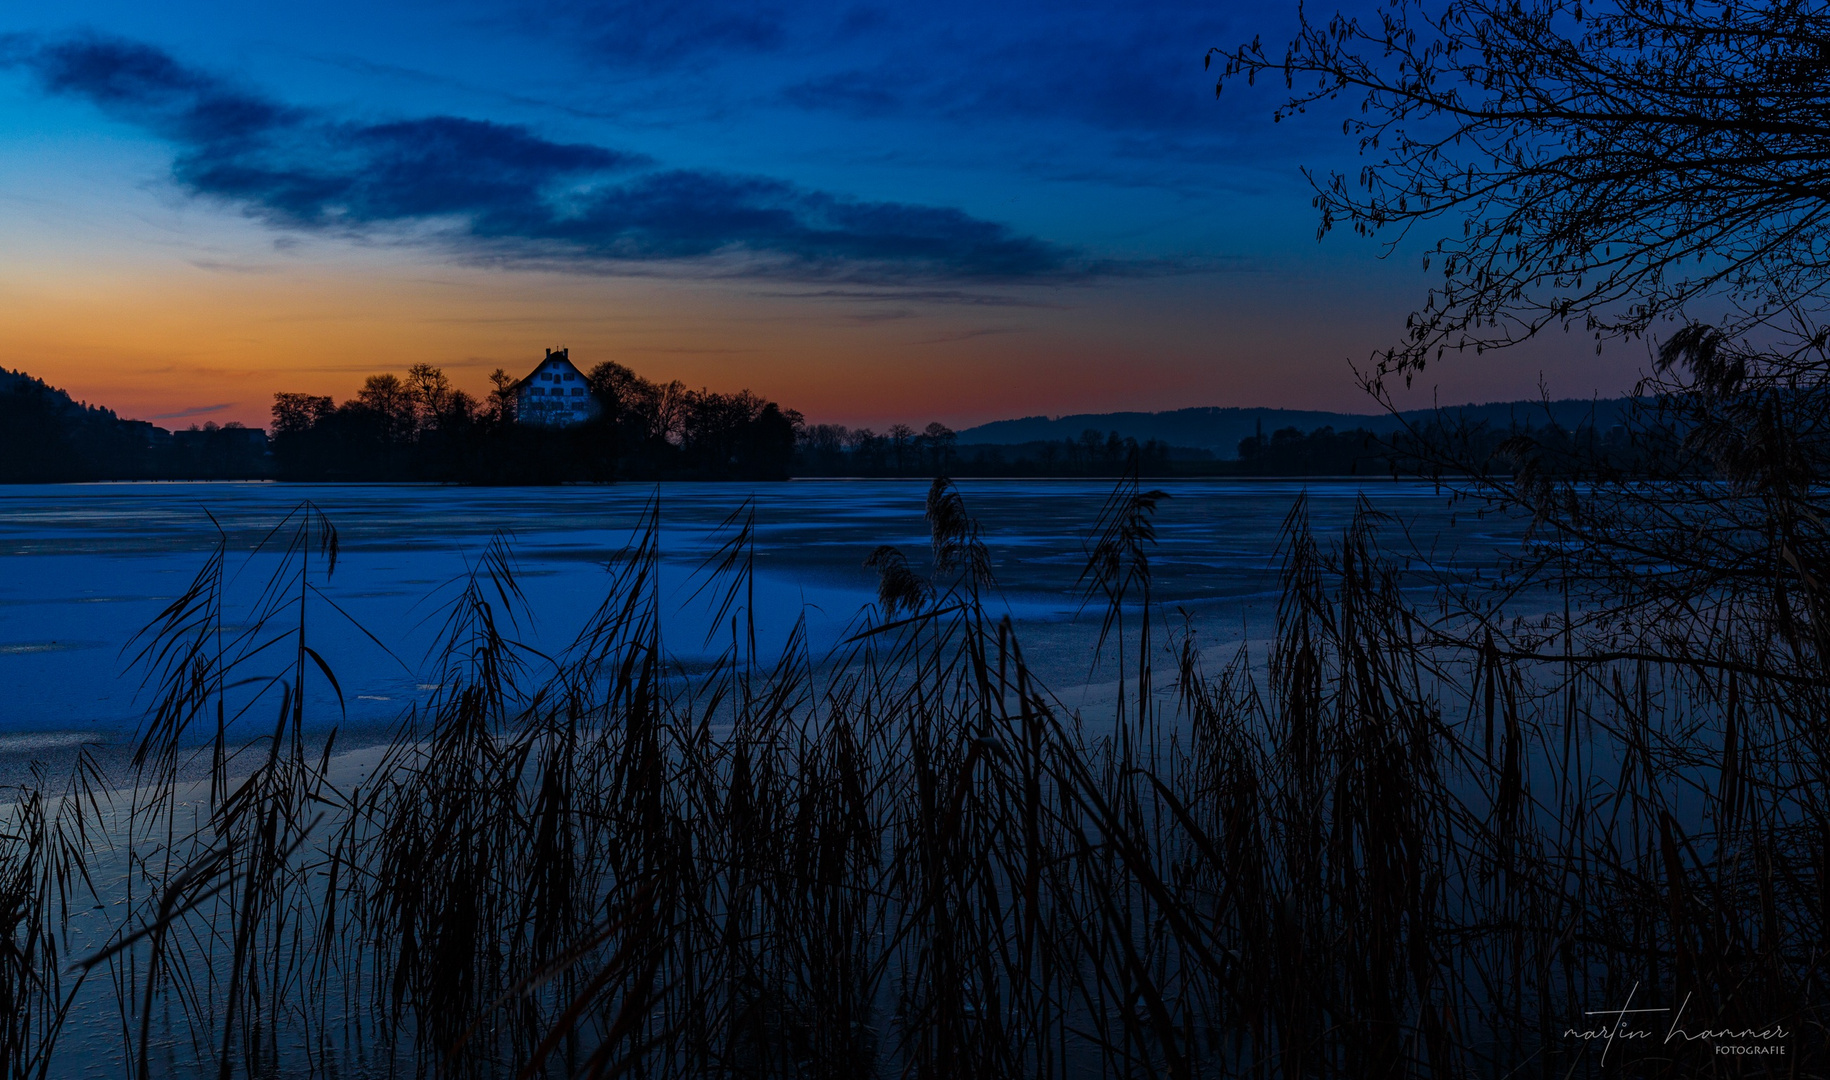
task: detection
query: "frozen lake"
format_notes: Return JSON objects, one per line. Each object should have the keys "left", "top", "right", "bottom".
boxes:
{"left": 0, "top": 479, "right": 1526, "bottom": 746}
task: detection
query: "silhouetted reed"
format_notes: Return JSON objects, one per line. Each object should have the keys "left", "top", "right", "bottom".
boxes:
{"left": 0, "top": 474, "right": 1823, "bottom": 1077}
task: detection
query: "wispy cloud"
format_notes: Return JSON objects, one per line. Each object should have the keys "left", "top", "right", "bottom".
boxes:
{"left": 297, "top": 51, "right": 633, "bottom": 124}
{"left": 5, "top": 33, "right": 1099, "bottom": 282}
{"left": 775, "top": 6, "right": 1243, "bottom": 135}
{"left": 624, "top": 345, "right": 763, "bottom": 354}
{"left": 188, "top": 258, "right": 282, "bottom": 274}
{"left": 751, "top": 287, "right": 1061, "bottom": 307}
{"left": 517, "top": 0, "right": 790, "bottom": 70}
{"left": 909, "top": 327, "right": 1026, "bottom": 345}
{"left": 150, "top": 402, "right": 237, "bottom": 419}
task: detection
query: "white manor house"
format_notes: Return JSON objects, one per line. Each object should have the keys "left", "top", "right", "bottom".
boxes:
{"left": 511, "top": 347, "right": 602, "bottom": 427}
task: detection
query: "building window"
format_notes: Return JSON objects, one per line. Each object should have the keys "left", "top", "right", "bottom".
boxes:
{"left": 571, "top": 387, "right": 584, "bottom": 396}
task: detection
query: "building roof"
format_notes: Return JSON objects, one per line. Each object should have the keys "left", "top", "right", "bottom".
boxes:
{"left": 509, "top": 348, "right": 587, "bottom": 393}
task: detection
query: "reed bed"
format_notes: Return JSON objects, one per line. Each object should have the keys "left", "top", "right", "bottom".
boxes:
{"left": 0, "top": 478, "right": 1823, "bottom": 1078}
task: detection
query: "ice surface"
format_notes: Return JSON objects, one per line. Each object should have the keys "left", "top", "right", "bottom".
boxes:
{"left": 0, "top": 479, "right": 1523, "bottom": 742}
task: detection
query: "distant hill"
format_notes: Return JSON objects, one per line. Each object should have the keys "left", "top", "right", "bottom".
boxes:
{"left": 0, "top": 368, "right": 115, "bottom": 422}
{"left": 1, "top": 368, "right": 156, "bottom": 481}
{"left": 0, "top": 368, "right": 269, "bottom": 481}
{"left": 955, "top": 399, "right": 1635, "bottom": 459}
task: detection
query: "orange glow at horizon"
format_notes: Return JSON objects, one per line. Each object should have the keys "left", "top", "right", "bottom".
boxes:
{"left": 0, "top": 253, "right": 1645, "bottom": 434}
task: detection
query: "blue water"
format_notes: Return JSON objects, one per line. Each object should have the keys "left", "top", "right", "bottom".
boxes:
{"left": 0, "top": 479, "right": 1525, "bottom": 742}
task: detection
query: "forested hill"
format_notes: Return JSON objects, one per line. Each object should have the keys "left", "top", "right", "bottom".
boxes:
{"left": 0, "top": 368, "right": 161, "bottom": 481}
{"left": 1, "top": 367, "right": 119, "bottom": 425}
{"left": 956, "top": 399, "right": 1634, "bottom": 458}
{"left": 0, "top": 368, "right": 269, "bottom": 481}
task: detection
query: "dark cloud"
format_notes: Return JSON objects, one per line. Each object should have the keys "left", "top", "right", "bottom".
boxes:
{"left": 8, "top": 34, "right": 1090, "bottom": 281}
{"left": 185, "top": 115, "right": 640, "bottom": 228}
{"left": 31, "top": 35, "right": 304, "bottom": 145}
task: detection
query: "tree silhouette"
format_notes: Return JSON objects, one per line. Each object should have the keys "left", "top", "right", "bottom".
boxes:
{"left": 406, "top": 364, "right": 453, "bottom": 431}
{"left": 1213, "top": 0, "right": 1830, "bottom": 383}
{"left": 356, "top": 374, "right": 416, "bottom": 446}
{"left": 486, "top": 369, "right": 517, "bottom": 423}
{"left": 1213, "top": 0, "right": 1830, "bottom": 681}
{"left": 888, "top": 424, "right": 915, "bottom": 473}
{"left": 923, "top": 421, "right": 957, "bottom": 473}
{"left": 269, "top": 360, "right": 796, "bottom": 483}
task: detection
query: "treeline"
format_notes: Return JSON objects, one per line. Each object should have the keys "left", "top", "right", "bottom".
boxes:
{"left": 791, "top": 419, "right": 1690, "bottom": 481}
{"left": 270, "top": 362, "right": 797, "bottom": 483}
{"left": 1233, "top": 424, "right": 1411, "bottom": 477}
{"left": 0, "top": 368, "right": 270, "bottom": 482}
{"left": 4, "top": 359, "right": 1688, "bottom": 485}
{"left": 795, "top": 423, "right": 1195, "bottom": 477}
{"left": 791, "top": 416, "right": 1681, "bottom": 480}
{"left": 1233, "top": 419, "right": 1685, "bottom": 478}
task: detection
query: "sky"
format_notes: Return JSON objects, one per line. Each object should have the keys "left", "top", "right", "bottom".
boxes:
{"left": 0, "top": 0, "right": 1647, "bottom": 430}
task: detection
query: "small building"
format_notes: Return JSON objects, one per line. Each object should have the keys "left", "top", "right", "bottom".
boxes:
{"left": 122, "top": 419, "right": 174, "bottom": 449}
{"left": 512, "top": 348, "right": 601, "bottom": 427}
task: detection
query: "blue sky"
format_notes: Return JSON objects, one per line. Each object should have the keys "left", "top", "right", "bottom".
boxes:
{"left": 0, "top": 0, "right": 1636, "bottom": 428}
